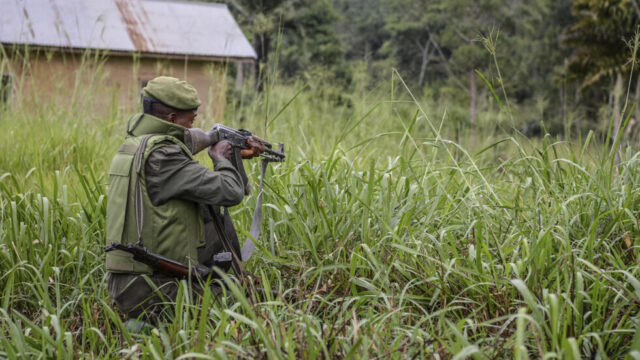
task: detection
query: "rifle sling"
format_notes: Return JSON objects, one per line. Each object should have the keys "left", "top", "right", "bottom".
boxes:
{"left": 211, "top": 206, "right": 248, "bottom": 278}
{"left": 231, "top": 147, "right": 251, "bottom": 195}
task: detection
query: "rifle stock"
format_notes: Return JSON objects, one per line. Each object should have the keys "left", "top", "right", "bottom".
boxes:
{"left": 105, "top": 242, "right": 211, "bottom": 279}
{"left": 105, "top": 242, "right": 288, "bottom": 301}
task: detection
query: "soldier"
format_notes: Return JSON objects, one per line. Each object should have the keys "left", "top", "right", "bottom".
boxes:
{"left": 105, "top": 76, "right": 264, "bottom": 324}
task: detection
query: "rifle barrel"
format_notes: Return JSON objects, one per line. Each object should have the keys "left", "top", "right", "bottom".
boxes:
{"left": 263, "top": 147, "right": 285, "bottom": 159}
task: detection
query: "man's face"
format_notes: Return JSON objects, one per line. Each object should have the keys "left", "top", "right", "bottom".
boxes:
{"left": 172, "top": 110, "right": 197, "bottom": 129}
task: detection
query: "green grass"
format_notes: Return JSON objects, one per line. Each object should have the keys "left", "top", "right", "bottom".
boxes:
{"left": 1, "top": 65, "right": 640, "bottom": 359}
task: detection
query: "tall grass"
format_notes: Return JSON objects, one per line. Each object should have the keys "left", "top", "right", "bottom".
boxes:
{"left": 1, "top": 51, "right": 640, "bottom": 358}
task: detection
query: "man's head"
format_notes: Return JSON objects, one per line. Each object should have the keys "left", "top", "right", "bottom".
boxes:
{"left": 142, "top": 76, "right": 201, "bottom": 128}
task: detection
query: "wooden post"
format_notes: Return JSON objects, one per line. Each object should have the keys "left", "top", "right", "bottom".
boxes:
{"left": 235, "top": 61, "right": 244, "bottom": 90}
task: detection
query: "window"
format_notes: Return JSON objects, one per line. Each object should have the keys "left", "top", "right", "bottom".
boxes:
{"left": 1, "top": 74, "right": 11, "bottom": 104}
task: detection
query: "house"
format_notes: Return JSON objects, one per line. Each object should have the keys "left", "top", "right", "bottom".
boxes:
{"left": 0, "top": 0, "right": 256, "bottom": 119}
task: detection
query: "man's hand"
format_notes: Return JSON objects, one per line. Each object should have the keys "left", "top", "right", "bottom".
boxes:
{"left": 209, "top": 140, "right": 232, "bottom": 160}
{"left": 241, "top": 136, "right": 266, "bottom": 159}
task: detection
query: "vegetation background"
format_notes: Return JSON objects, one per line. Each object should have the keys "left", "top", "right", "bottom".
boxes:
{"left": 222, "top": 0, "right": 640, "bottom": 141}
{"left": 2, "top": 0, "right": 640, "bottom": 358}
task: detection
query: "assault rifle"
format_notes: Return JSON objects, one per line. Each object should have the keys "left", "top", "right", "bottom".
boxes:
{"left": 105, "top": 242, "right": 218, "bottom": 279}
{"left": 184, "top": 124, "right": 285, "bottom": 163}
{"left": 184, "top": 124, "right": 285, "bottom": 261}
{"left": 105, "top": 242, "right": 285, "bottom": 300}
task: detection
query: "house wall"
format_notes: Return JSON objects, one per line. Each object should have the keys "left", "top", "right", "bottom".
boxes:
{"left": 1, "top": 49, "right": 232, "bottom": 123}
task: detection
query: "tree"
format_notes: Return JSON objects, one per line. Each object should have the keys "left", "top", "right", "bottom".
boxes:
{"left": 333, "top": 0, "right": 388, "bottom": 65}
{"left": 279, "top": 0, "right": 345, "bottom": 82}
{"left": 563, "top": 0, "right": 639, "bottom": 136}
{"left": 221, "top": 0, "right": 344, "bottom": 87}
{"left": 381, "top": 0, "right": 502, "bottom": 127}
{"left": 221, "top": 0, "right": 292, "bottom": 89}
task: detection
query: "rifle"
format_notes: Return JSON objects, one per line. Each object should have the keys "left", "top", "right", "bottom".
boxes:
{"left": 105, "top": 242, "right": 284, "bottom": 300}
{"left": 184, "top": 124, "right": 285, "bottom": 261}
{"left": 105, "top": 242, "right": 215, "bottom": 279}
{"left": 184, "top": 124, "right": 285, "bottom": 163}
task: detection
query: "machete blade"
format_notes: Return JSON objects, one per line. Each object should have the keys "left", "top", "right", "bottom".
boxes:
{"left": 241, "top": 238, "right": 256, "bottom": 261}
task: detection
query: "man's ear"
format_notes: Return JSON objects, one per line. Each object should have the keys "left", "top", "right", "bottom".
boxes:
{"left": 167, "top": 112, "right": 177, "bottom": 123}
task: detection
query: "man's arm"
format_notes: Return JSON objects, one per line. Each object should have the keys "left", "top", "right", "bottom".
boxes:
{"left": 145, "top": 144, "right": 244, "bottom": 206}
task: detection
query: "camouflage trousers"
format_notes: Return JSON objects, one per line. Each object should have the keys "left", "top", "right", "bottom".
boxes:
{"left": 107, "top": 272, "right": 223, "bottom": 322}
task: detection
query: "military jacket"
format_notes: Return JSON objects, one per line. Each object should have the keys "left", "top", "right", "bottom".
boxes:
{"left": 105, "top": 113, "right": 244, "bottom": 274}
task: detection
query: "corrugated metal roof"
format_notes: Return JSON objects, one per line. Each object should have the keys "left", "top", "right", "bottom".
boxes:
{"left": 0, "top": 0, "right": 257, "bottom": 60}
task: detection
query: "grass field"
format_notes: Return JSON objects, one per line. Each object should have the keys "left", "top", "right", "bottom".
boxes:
{"left": 1, "top": 68, "right": 640, "bottom": 359}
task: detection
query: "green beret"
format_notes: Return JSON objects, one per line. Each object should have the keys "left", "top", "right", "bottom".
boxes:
{"left": 142, "top": 76, "right": 201, "bottom": 110}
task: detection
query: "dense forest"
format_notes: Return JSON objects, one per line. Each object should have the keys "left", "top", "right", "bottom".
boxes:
{"left": 217, "top": 0, "right": 640, "bottom": 139}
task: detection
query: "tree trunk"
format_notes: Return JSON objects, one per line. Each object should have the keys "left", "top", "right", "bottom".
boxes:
{"left": 418, "top": 40, "right": 432, "bottom": 87}
{"left": 635, "top": 73, "right": 640, "bottom": 137}
{"left": 254, "top": 33, "right": 270, "bottom": 92}
{"left": 364, "top": 42, "right": 371, "bottom": 63}
{"left": 469, "top": 69, "right": 477, "bottom": 129}
{"left": 613, "top": 71, "right": 623, "bottom": 141}
{"left": 254, "top": 36, "right": 263, "bottom": 91}
{"left": 631, "top": 0, "right": 640, "bottom": 19}
{"left": 613, "top": 71, "right": 624, "bottom": 166}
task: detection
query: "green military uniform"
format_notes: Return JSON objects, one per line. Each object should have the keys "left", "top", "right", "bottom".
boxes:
{"left": 106, "top": 77, "right": 244, "bottom": 320}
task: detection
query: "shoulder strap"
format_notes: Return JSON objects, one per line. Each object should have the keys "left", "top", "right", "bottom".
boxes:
{"left": 210, "top": 206, "right": 249, "bottom": 279}
{"left": 134, "top": 134, "right": 154, "bottom": 246}
{"left": 230, "top": 147, "right": 251, "bottom": 195}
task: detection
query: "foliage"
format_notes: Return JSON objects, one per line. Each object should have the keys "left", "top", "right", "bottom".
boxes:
{"left": 278, "top": 0, "right": 346, "bottom": 82}
{"left": 213, "top": 0, "right": 640, "bottom": 134}
{"left": 563, "top": 0, "right": 639, "bottom": 90}
{"left": 1, "top": 55, "right": 640, "bottom": 358}
{"left": 2, "top": 1, "right": 640, "bottom": 358}
{"left": 216, "top": 0, "right": 345, "bottom": 86}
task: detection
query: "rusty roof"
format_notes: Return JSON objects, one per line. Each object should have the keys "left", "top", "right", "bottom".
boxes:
{"left": 0, "top": 0, "right": 257, "bottom": 60}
